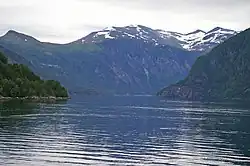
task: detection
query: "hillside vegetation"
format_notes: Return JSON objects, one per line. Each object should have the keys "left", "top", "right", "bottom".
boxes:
{"left": 0, "top": 52, "right": 68, "bottom": 98}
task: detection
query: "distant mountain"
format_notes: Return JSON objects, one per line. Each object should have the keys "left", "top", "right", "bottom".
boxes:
{"left": 76, "top": 25, "right": 237, "bottom": 51}
{"left": 0, "top": 25, "right": 238, "bottom": 94}
{"left": 158, "top": 28, "right": 250, "bottom": 101}
{"left": 158, "top": 27, "right": 237, "bottom": 51}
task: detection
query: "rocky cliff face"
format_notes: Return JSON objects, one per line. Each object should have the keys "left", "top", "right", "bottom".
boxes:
{"left": 158, "top": 28, "right": 250, "bottom": 101}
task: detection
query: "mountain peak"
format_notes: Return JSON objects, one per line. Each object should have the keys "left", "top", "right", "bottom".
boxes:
{"left": 73, "top": 25, "right": 238, "bottom": 52}
{"left": 5, "top": 30, "right": 21, "bottom": 36}
{"left": 103, "top": 26, "right": 116, "bottom": 31}
{"left": 2, "top": 30, "right": 39, "bottom": 43}
{"left": 185, "top": 29, "right": 206, "bottom": 35}
{"left": 127, "top": 24, "right": 140, "bottom": 28}
{"left": 207, "top": 27, "right": 235, "bottom": 34}
{"left": 209, "top": 26, "right": 225, "bottom": 31}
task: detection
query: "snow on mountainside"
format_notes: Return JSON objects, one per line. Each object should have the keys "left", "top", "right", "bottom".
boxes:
{"left": 0, "top": 30, "right": 199, "bottom": 94}
{"left": 75, "top": 25, "right": 184, "bottom": 49}
{"left": 76, "top": 25, "right": 238, "bottom": 52}
{"left": 0, "top": 26, "right": 237, "bottom": 94}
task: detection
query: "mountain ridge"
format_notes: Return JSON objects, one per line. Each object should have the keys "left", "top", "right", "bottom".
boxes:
{"left": 0, "top": 25, "right": 239, "bottom": 94}
{"left": 2, "top": 25, "right": 237, "bottom": 52}
{"left": 75, "top": 25, "right": 237, "bottom": 51}
{"left": 158, "top": 28, "right": 250, "bottom": 101}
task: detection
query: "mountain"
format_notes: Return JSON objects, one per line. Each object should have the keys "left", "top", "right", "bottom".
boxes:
{"left": 158, "top": 27, "right": 237, "bottom": 51}
{"left": 76, "top": 25, "right": 237, "bottom": 51}
{"left": 75, "top": 25, "right": 183, "bottom": 49}
{"left": 0, "top": 32, "right": 197, "bottom": 94}
{"left": 0, "top": 25, "right": 238, "bottom": 94}
{"left": 0, "top": 52, "right": 68, "bottom": 99}
{"left": 158, "top": 28, "right": 250, "bottom": 101}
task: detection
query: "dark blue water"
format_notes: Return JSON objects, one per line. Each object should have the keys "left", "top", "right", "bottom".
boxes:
{"left": 0, "top": 96, "right": 250, "bottom": 165}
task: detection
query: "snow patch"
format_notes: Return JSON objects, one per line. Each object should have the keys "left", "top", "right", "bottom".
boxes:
{"left": 124, "top": 32, "right": 135, "bottom": 38}
{"left": 105, "top": 33, "right": 115, "bottom": 39}
{"left": 82, "top": 25, "right": 237, "bottom": 51}
{"left": 158, "top": 27, "right": 236, "bottom": 51}
{"left": 136, "top": 26, "right": 142, "bottom": 32}
{"left": 95, "top": 31, "right": 115, "bottom": 39}
{"left": 96, "top": 31, "right": 108, "bottom": 36}
{"left": 103, "top": 26, "right": 116, "bottom": 31}
{"left": 128, "top": 24, "right": 139, "bottom": 28}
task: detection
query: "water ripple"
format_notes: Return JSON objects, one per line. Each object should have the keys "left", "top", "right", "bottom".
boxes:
{"left": 1, "top": 97, "right": 250, "bottom": 165}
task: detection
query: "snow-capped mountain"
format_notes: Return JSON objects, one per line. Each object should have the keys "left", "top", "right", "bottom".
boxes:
{"left": 0, "top": 29, "right": 199, "bottom": 94}
{"left": 0, "top": 25, "right": 238, "bottom": 94}
{"left": 159, "top": 27, "right": 238, "bottom": 51}
{"left": 77, "top": 25, "right": 237, "bottom": 52}
{"left": 76, "top": 25, "right": 183, "bottom": 49}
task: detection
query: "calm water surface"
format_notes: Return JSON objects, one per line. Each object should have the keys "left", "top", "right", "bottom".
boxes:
{"left": 0, "top": 96, "right": 250, "bottom": 166}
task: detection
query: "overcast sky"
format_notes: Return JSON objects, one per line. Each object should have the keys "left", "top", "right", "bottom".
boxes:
{"left": 0, "top": 0, "right": 249, "bottom": 43}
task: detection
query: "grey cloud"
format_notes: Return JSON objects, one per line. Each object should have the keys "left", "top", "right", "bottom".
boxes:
{"left": 71, "top": 24, "right": 105, "bottom": 32}
{"left": 75, "top": 0, "right": 250, "bottom": 24}
{"left": 77, "top": 0, "right": 250, "bottom": 10}
{"left": 0, "top": 0, "right": 249, "bottom": 43}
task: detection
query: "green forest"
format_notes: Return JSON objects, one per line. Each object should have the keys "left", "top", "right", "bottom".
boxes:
{"left": 0, "top": 52, "right": 68, "bottom": 98}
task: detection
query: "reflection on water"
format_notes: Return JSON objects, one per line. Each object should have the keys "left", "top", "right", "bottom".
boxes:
{"left": 0, "top": 96, "right": 250, "bottom": 166}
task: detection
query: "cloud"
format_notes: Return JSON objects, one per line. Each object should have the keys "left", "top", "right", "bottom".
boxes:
{"left": 0, "top": 0, "right": 249, "bottom": 43}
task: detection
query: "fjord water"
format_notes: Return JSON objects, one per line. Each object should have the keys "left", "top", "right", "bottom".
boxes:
{"left": 0, "top": 96, "right": 250, "bottom": 166}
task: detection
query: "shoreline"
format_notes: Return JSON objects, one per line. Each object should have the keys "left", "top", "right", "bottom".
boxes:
{"left": 0, "top": 96, "right": 70, "bottom": 102}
